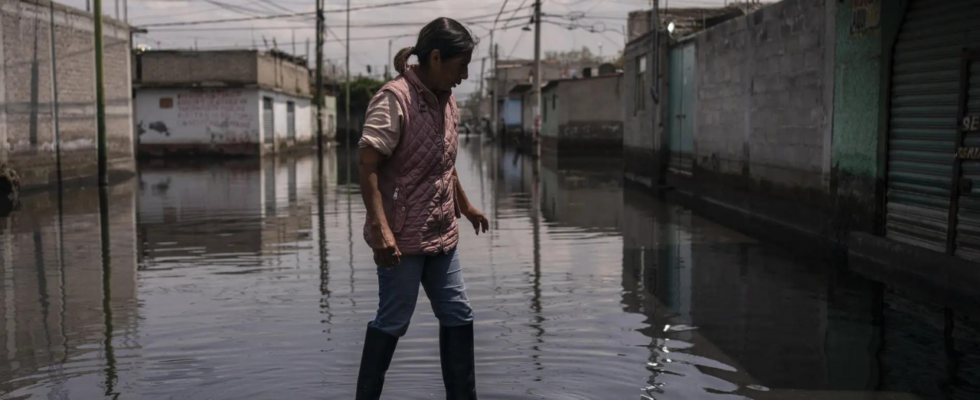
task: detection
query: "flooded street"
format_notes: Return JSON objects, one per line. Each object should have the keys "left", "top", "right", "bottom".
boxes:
{"left": 1, "top": 138, "right": 979, "bottom": 399}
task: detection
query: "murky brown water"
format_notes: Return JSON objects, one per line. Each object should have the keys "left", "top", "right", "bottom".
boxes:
{"left": 0, "top": 138, "right": 978, "bottom": 399}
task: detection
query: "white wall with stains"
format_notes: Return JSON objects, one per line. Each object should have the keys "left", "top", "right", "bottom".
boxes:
{"left": 136, "top": 88, "right": 261, "bottom": 146}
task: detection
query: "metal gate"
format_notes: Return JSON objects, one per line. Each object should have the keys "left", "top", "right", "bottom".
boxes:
{"left": 885, "top": 0, "right": 980, "bottom": 258}
{"left": 263, "top": 97, "right": 274, "bottom": 144}
{"left": 668, "top": 42, "right": 695, "bottom": 174}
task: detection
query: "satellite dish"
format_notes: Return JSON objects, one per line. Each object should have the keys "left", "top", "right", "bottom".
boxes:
{"left": 667, "top": 21, "right": 676, "bottom": 34}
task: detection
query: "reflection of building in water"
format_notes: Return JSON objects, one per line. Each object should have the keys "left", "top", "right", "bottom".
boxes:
{"left": 0, "top": 180, "right": 139, "bottom": 397}
{"left": 620, "top": 185, "right": 980, "bottom": 397}
{"left": 139, "top": 156, "right": 319, "bottom": 270}
{"left": 539, "top": 158, "right": 623, "bottom": 231}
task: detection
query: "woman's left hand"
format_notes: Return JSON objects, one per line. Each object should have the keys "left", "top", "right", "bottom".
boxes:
{"left": 462, "top": 207, "right": 489, "bottom": 235}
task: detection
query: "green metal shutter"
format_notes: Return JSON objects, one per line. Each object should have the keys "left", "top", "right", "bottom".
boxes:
{"left": 886, "top": 0, "right": 980, "bottom": 255}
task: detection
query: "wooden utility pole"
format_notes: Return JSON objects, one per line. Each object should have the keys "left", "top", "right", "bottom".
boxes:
{"left": 316, "top": 0, "right": 325, "bottom": 155}
{"left": 94, "top": 0, "right": 107, "bottom": 186}
{"left": 532, "top": 0, "right": 542, "bottom": 158}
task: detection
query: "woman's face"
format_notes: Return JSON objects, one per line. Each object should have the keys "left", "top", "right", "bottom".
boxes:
{"left": 429, "top": 50, "right": 472, "bottom": 93}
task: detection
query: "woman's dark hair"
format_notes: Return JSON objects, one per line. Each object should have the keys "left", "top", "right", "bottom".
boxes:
{"left": 394, "top": 17, "right": 478, "bottom": 74}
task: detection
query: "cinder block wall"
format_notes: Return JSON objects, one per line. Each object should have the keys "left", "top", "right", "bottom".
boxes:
{"left": 694, "top": 0, "right": 832, "bottom": 191}
{"left": 1, "top": 0, "right": 134, "bottom": 189}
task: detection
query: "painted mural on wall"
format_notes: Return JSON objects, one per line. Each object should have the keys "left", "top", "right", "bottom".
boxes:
{"left": 850, "top": 0, "right": 880, "bottom": 36}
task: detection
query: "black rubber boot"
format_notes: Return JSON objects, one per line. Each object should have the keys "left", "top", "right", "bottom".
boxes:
{"left": 355, "top": 324, "right": 399, "bottom": 400}
{"left": 439, "top": 323, "right": 477, "bottom": 400}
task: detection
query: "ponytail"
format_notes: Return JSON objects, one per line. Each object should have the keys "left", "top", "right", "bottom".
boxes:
{"left": 393, "top": 18, "right": 477, "bottom": 77}
{"left": 394, "top": 46, "right": 415, "bottom": 75}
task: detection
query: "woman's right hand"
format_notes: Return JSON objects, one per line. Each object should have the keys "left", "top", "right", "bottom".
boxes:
{"left": 369, "top": 223, "right": 401, "bottom": 268}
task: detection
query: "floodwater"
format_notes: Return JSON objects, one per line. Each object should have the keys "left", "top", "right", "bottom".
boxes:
{"left": 1, "top": 138, "right": 979, "bottom": 400}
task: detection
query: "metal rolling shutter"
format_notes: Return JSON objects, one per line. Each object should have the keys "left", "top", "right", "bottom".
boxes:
{"left": 886, "top": 0, "right": 980, "bottom": 256}
{"left": 263, "top": 97, "right": 274, "bottom": 144}
{"left": 954, "top": 53, "right": 980, "bottom": 260}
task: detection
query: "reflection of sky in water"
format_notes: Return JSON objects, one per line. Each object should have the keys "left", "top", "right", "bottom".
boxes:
{"left": 0, "top": 142, "right": 977, "bottom": 399}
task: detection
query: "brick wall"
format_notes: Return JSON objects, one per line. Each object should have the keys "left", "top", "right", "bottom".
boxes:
{"left": 0, "top": 0, "right": 134, "bottom": 189}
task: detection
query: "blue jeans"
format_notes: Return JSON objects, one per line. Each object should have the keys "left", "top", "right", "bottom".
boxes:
{"left": 369, "top": 247, "right": 474, "bottom": 337}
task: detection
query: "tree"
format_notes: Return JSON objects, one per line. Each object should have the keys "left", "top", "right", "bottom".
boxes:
{"left": 544, "top": 46, "right": 603, "bottom": 65}
{"left": 337, "top": 76, "right": 385, "bottom": 144}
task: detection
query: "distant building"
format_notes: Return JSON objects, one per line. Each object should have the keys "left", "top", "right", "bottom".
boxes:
{"left": 488, "top": 59, "right": 597, "bottom": 140}
{"left": 541, "top": 72, "right": 624, "bottom": 159}
{"left": 134, "top": 50, "right": 315, "bottom": 157}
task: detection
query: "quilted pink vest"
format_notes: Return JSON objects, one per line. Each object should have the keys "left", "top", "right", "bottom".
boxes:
{"left": 364, "top": 68, "right": 461, "bottom": 256}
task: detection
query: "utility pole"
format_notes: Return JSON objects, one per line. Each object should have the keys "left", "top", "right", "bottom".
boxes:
{"left": 490, "top": 42, "right": 500, "bottom": 140}
{"left": 345, "top": 0, "right": 351, "bottom": 183}
{"left": 94, "top": 0, "right": 108, "bottom": 186}
{"left": 388, "top": 39, "right": 393, "bottom": 76}
{"left": 532, "top": 0, "right": 542, "bottom": 158}
{"left": 316, "top": 0, "right": 325, "bottom": 155}
{"left": 123, "top": 0, "right": 127, "bottom": 24}
{"left": 478, "top": 56, "right": 486, "bottom": 134}
{"left": 491, "top": 33, "right": 498, "bottom": 141}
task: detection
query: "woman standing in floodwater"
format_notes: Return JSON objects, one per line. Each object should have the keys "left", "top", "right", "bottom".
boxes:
{"left": 355, "top": 17, "right": 487, "bottom": 400}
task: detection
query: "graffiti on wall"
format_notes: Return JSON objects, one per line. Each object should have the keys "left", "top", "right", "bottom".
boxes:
{"left": 850, "top": 0, "right": 880, "bottom": 37}
{"left": 559, "top": 121, "right": 623, "bottom": 140}
{"left": 175, "top": 90, "right": 254, "bottom": 142}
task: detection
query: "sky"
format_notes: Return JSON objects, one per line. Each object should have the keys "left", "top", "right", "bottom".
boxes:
{"left": 61, "top": 0, "right": 733, "bottom": 98}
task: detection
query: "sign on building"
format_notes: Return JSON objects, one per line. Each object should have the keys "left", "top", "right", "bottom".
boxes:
{"left": 850, "top": 0, "right": 880, "bottom": 36}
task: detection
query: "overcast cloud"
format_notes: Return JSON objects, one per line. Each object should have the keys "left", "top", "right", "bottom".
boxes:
{"left": 59, "top": 0, "right": 731, "bottom": 97}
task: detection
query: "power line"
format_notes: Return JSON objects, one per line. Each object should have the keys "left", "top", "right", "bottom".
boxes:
{"left": 493, "top": 0, "right": 510, "bottom": 29}
{"left": 508, "top": 29, "right": 526, "bottom": 59}
{"left": 140, "top": 0, "right": 440, "bottom": 27}
{"left": 148, "top": 14, "right": 535, "bottom": 32}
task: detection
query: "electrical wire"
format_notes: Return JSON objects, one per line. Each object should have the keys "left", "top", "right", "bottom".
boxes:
{"left": 140, "top": 0, "right": 440, "bottom": 27}
{"left": 492, "top": 0, "right": 510, "bottom": 29}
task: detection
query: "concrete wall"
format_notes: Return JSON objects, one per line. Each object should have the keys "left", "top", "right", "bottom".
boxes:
{"left": 257, "top": 52, "right": 310, "bottom": 97}
{"left": 622, "top": 31, "right": 666, "bottom": 188}
{"left": 136, "top": 88, "right": 261, "bottom": 156}
{"left": 0, "top": 0, "right": 134, "bottom": 189}
{"left": 665, "top": 0, "right": 840, "bottom": 240}
{"left": 693, "top": 0, "right": 834, "bottom": 191}
{"left": 543, "top": 75, "right": 624, "bottom": 157}
{"left": 259, "top": 89, "right": 313, "bottom": 153}
{"left": 136, "top": 88, "right": 312, "bottom": 156}
{"left": 140, "top": 50, "right": 258, "bottom": 87}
